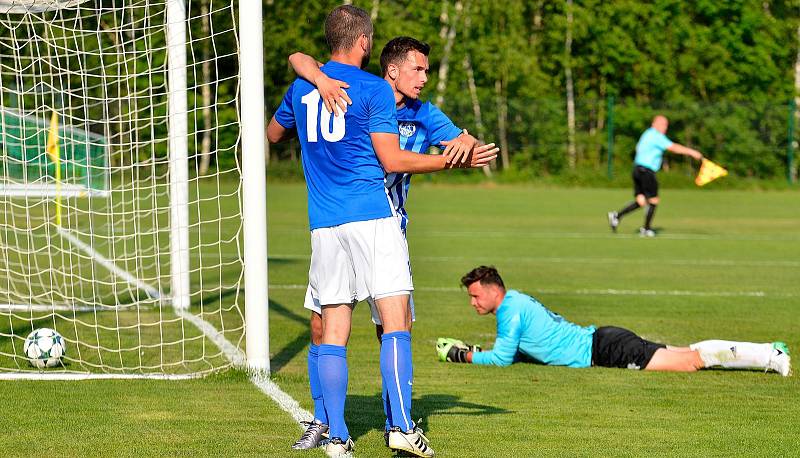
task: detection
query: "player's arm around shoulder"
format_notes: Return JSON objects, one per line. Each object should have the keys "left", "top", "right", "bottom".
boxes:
{"left": 287, "top": 52, "right": 351, "bottom": 116}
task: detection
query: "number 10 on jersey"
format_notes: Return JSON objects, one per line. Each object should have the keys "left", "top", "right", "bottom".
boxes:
{"left": 301, "top": 89, "right": 345, "bottom": 142}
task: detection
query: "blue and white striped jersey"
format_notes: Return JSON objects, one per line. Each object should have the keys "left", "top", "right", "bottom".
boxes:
{"left": 385, "top": 99, "right": 462, "bottom": 231}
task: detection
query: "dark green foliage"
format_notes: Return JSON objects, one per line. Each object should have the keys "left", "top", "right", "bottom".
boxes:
{"left": 1, "top": 1, "right": 797, "bottom": 178}
{"left": 262, "top": 1, "right": 798, "bottom": 179}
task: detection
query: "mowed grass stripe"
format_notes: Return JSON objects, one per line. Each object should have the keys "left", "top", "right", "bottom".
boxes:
{"left": 268, "top": 252, "right": 800, "bottom": 268}
{"left": 268, "top": 283, "right": 800, "bottom": 298}
{"left": 270, "top": 227, "right": 800, "bottom": 241}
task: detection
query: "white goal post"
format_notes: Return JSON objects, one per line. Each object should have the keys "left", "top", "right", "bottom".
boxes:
{"left": 239, "top": 0, "right": 269, "bottom": 374}
{"left": 0, "top": 0, "right": 269, "bottom": 378}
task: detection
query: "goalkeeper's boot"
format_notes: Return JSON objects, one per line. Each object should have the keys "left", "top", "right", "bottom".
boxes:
{"left": 767, "top": 342, "right": 792, "bottom": 377}
{"left": 324, "top": 437, "right": 354, "bottom": 458}
{"left": 291, "top": 419, "right": 329, "bottom": 450}
{"left": 607, "top": 211, "right": 619, "bottom": 233}
{"left": 388, "top": 426, "right": 435, "bottom": 457}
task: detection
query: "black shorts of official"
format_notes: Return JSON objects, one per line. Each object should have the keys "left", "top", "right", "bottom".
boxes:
{"left": 591, "top": 326, "right": 666, "bottom": 370}
{"left": 632, "top": 165, "right": 658, "bottom": 198}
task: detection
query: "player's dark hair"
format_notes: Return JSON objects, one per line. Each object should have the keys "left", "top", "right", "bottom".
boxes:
{"left": 324, "top": 5, "right": 373, "bottom": 53}
{"left": 461, "top": 266, "right": 505, "bottom": 289}
{"left": 380, "top": 36, "right": 431, "bottom": 77}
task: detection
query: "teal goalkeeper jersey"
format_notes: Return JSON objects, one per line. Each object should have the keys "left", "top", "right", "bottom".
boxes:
{"left": 471, "top": 290, "right": 595, "bottom": 368}
{"left": 633, "top": 127, "right": 674, "bottom": 172}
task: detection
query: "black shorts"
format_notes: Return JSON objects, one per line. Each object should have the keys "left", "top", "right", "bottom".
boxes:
{"left": 632, "top": 165, "right": 658, "bottom": 198}
{"left": 591, "top": 326, "right": 665, "bottom": 370}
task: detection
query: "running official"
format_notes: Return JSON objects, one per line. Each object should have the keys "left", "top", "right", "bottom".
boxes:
{"left": 607, "top": 115, "right": 703, "bottom": 237}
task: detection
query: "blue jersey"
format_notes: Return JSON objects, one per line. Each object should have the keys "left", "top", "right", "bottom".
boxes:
{"left": 471, "top": 290, "right": 596, "bottom": 368}
{"left": 385, "top": 100, "right": 462, "bottom": 231}
{"left": 274, "top": 61, "right": 398, "bottom": 230}
{"left": 634, "top": 127, "right": 674, "bottom": 172}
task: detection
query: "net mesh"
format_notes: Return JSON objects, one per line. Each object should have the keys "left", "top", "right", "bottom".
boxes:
{"left": 0, "top": 0, "right": 245, "bottom": 377}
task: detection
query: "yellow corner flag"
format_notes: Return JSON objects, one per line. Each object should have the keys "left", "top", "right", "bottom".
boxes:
{"left": 46, "top": 110, "right": 63, "bottom": 227}
{"left": 46, "top": 110, "right": 60, "bottom": 163}
{"left": 695, "top": 158, "right": 728, "bottom": 186}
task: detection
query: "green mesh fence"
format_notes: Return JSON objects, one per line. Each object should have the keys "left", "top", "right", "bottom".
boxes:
{"left": 0, "top": 108, "right": 108, "bottom": 192}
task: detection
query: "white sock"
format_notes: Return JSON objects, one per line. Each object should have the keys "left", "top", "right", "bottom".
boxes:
{"left": 690, "top": 340, "right": 773, "bottom": 369}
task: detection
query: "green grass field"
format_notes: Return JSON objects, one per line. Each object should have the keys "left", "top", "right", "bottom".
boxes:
{"left": 2, "top": 182, "right": 799, "bottom": 456}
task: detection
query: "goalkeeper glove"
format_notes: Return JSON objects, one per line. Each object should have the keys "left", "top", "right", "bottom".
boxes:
{"left": 436, "top": 337, "right": 482, "bottom": 363}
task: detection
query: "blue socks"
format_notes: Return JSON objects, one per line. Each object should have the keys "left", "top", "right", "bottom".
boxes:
{"left": 380, "top": 331, "right": 413, "bottom": 431}
{"left": 382, "top": 380, "right": 392, "bottom": 432}
{"left": 311, "top": 333, "right": 413, "bottom": 437}
{"left": 317, "top": 344, "right": 349, "bottom": 440}
{"left": 307, "top": 344, "right": 327, "bottom": 424}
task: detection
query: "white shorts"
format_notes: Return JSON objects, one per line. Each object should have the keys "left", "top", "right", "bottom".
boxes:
{"left": 303, "top": 286, "right": 416, "bottom": 325}
{"left": 307, "top": 216, "right": 413, "bottom": 310}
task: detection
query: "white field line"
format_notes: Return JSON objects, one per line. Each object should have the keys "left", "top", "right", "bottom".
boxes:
{"left": 57, "top": 227, "right": 162, "bottom": 300}
{"left": 269, "top": 283, "right": 799, "bottom": 298}
{"left": 174, "top": 309, "right": 247, "bottom": 367}
{"left": 421, "top": 230, "right": 800, "bottom": 242}
{"left": 269, "top": 228, "right": 800, "bottom": 242}
{"left": 0, "top": 372, "right": 200, "bottom": 381}
{"left": 175, "top": 308, "right": 312, "bottom": 427}
{"left": 268, "top": 253, "right": 800, "bottom": 268}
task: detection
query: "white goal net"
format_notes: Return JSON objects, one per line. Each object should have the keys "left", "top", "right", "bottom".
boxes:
{"left": 0, "top": 0, "right": 266, "bottom": 379}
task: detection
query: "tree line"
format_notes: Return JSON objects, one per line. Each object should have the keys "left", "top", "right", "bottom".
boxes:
{"left": 0, "top": 1, "right": 797, "bottom": 181}
{"left": 263, "top": 0, "right": 799, "bottom": 180}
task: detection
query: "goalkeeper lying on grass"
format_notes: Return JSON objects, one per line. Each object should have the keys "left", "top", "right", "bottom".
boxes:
{"left": 437, "top": 266, "right": 791, "bottom": 376}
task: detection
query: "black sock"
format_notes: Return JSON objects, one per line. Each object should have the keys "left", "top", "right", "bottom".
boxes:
{"left": 644, "top": 204, "right": 657, "bottom": 230}
{"left": 616, "top": 201, "right": 641, "bottom": 219}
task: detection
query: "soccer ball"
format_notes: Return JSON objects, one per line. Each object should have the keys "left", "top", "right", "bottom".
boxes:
{"left": 23, "top": 328, "right": 66, "bottom": 368}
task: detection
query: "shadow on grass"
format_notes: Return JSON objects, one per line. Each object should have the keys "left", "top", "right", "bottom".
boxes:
{"left": 267, "top": 256, "right": 305, "bottom": 265}
{"left": 0, "top": 320, "right": 38, "bottom": 367}
{"left": 345, "top": 392, "right": 512, "bottom": 441}
{"left": 190, "top": 286, "right": 240, "bottom": 308}
{"left": 269, "top": 298, "right": 310, "bottom": 374}
{"left": 0, "top": 318, "right": 37, "bottom": 338}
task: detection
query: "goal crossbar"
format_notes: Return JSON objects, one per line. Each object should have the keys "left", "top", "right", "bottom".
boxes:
{"left": 0, "top": 0, "right": 90, "bottom": 14}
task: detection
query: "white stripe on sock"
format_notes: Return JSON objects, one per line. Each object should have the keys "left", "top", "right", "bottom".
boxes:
{"left": 392, "top": 336, "right": 411, "bottom": 431}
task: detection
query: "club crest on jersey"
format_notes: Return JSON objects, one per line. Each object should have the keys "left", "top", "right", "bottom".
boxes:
{"left": 398, "top": 122, "right": 416, "bottom": 137}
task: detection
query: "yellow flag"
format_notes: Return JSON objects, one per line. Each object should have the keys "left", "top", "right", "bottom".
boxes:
{"left": 46, "top": 110, "right": 60, "bottom": 163}
{"left": 46, "top": 110, "right": 63, "bottom": 227}
{"left": 695, "top": 158, "right": 728, "bottom": 186}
